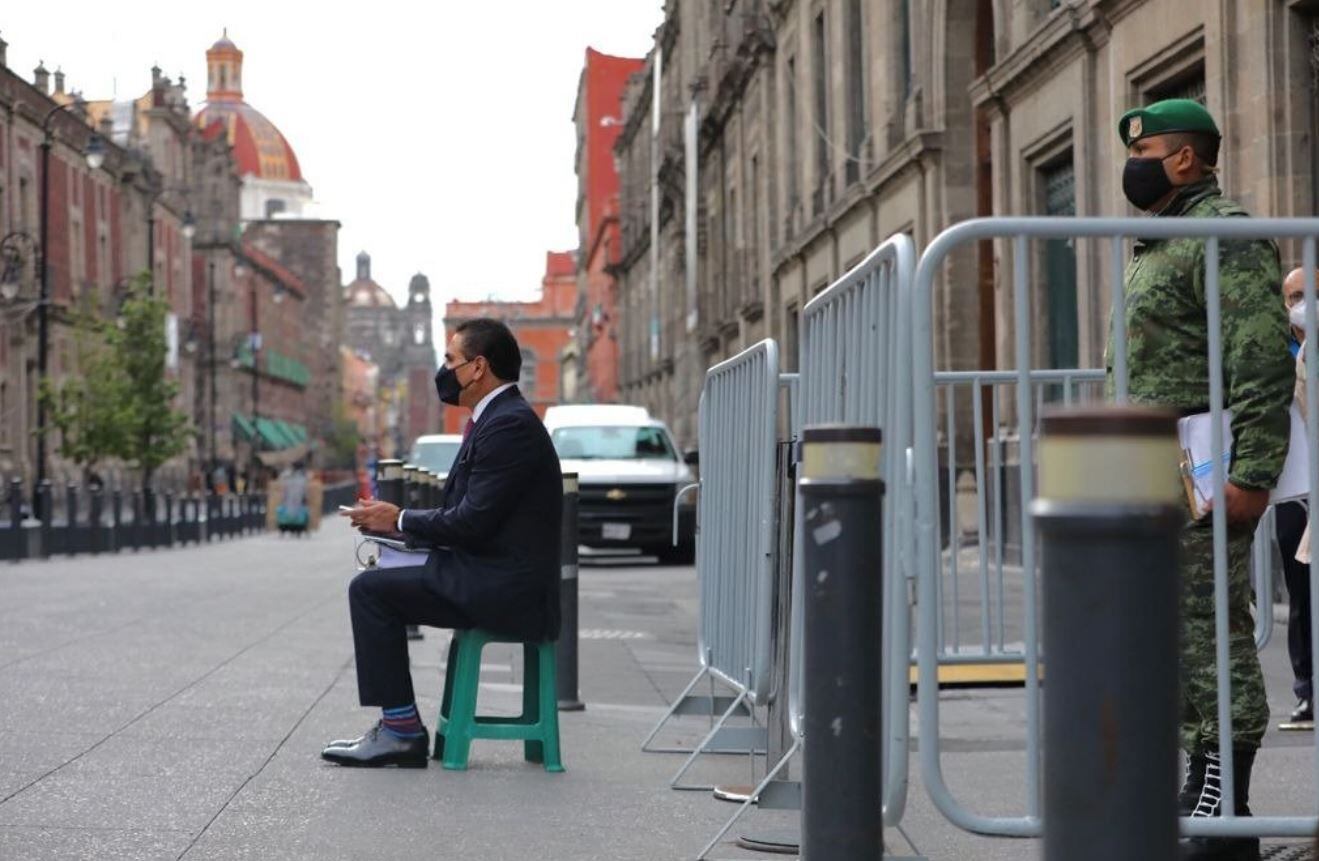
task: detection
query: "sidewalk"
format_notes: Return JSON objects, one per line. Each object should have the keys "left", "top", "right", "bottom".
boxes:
{"left": 0, "top": 519, "right": 1313, "bottom": 859}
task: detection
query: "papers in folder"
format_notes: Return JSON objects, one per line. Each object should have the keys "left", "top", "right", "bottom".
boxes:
{"left": 1177, "top": 402, "right": 1310, "bottom": 519}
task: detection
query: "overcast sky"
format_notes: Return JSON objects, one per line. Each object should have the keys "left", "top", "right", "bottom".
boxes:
{"left": 2, "top": 2, "right": 661, "bottom": 313}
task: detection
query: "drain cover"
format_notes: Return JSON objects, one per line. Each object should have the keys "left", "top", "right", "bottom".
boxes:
{"left": 578, "top": 629, "right": 649, "bottom": 640}
{"left": 1263, "top": 845, "right": 1316, "bottom": 861}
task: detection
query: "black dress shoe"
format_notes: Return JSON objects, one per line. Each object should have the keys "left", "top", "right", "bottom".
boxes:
{"left": 321, "top": 722, "right": 428, "bottom": 768}
{"left": 1292, "top": 697, "right": 1313, "bottom": 723}
{"left": 324, "top": 722, "right": 375, "bottom": 750}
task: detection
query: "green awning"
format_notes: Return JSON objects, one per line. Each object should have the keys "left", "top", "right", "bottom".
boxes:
{"left": 255, "top": 417, "right": 291, "bottom": 449}
{"left": 232, "top": 414, "right": 256, "bottom": 442}
{"left": 286, "top": 422, "right": 309, "bottom": 444}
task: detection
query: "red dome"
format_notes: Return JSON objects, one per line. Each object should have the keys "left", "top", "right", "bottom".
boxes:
{"left": 194, "top": 32, "right": 303, "bottom": 183}
{"left": 195, "top": 101, "right": 303, "bottom": 182}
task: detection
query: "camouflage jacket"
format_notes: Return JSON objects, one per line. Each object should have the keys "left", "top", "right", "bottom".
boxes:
{"left": 1105, "top": 177, "right": 1292, "bottom": 490}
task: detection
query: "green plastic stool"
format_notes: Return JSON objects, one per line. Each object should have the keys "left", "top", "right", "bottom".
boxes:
{"left": 432, "top": 628, "right": 564, "bottom": 772}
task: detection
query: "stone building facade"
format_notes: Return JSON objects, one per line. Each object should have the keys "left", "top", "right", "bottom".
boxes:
{"left": 0, "top": 45, "right": 194, "bottom": 486}
{"left": 342, "top": 252, "right": 439, "bottom": 456}
{"left": 441, "top": 250, "right": 577, "bottom": 433}
{"left": 241, "top": 218, "right": 343, "bottom": 448}
{"left": 613, "top": 0, "right": 1319, "bottom": 449}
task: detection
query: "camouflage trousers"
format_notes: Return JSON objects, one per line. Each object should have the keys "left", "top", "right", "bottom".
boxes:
{"left": 1179, "top": 517, "right": 1269, "bottom": 754}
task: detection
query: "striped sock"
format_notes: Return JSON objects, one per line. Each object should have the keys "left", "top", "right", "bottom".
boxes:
{"left": 380, "top": 703, "right": 425, "bottom": 739}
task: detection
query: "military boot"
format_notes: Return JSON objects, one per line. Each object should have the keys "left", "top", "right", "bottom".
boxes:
{"left": 1180, "top": 749, "right": 1260, "bottom": 861}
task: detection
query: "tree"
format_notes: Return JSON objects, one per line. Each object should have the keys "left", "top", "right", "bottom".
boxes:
{"left": 38, "top": 295, "right": 126, "bottom": 483}
{"left": 324, "top": 402, "right": 361, "bottom": 470}
{"left": 112, "top": 274, "right": 192, "bottom": 491}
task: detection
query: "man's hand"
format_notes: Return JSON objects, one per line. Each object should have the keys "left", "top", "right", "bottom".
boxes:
{"left": 343, "top": 499, "right": 402, "bottom": 534}
{"left": 1217, "top": 483, "right": 1270, "bottom": 526}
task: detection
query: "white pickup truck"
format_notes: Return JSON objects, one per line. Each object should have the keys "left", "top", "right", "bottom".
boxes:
{"left": 544, "top": 404, "right": 696, "bottom": 564}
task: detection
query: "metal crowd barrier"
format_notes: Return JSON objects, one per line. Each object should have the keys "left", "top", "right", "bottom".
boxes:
{"left": 911, "top": 216, "right": 1319, "bottom": 840}
{"left": 642, "top": 339, "right": 785, "bottom": 790}
{"left": 693, "top": 234, "right": 918, "bottom": 859}
{"left": 791, "top": 233, "right": 917, "bottom": 824}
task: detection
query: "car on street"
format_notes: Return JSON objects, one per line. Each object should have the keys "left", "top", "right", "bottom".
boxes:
{"left": 544, "top": 404, "right": 696, "bottom": 564}
{"left": 409, "top": 433, "right": 463, "bottom": 482}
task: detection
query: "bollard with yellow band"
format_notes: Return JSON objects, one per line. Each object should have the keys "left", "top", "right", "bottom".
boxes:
{"left": 799, "top": 424, "right": 884, "bottom": 861}
{"left": 1033, "top": 406, "right": 1182, "bottom": 861}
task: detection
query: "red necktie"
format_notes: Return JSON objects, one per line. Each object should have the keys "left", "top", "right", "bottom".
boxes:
{"left": 462, "top": 418, "right": 474, "bottom": 441}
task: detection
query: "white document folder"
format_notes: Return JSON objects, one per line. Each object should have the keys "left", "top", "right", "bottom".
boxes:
{"left": 1177, "top": 402, "right": 1310, "bottom": 518}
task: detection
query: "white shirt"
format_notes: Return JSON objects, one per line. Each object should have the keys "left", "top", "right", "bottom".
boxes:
{"left": 471, "top": 383, "right": 515, "bottom": 425}
{"left": 397, "top": 383, "right": 516, "bottom": 531}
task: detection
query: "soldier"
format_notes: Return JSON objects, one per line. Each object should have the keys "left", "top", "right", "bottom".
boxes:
{"left": 1109, "top": 98, "right": 1293, "bottom": 861}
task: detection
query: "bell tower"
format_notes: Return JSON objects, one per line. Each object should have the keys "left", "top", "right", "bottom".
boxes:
{"left": 206, "top": 29, "right": 243, "bottom": 102}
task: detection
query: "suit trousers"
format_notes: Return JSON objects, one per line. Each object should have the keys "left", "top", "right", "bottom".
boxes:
{"left": 1276, "top": 500, "right": 1314, "bottom": 701}
{"left": 349, "top": 564, "right": 471, "bottom": 708}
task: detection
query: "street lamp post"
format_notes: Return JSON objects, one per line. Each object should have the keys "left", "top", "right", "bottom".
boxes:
{"left": 207, "top": 257, "right": 217, "bottom": 477}
{"left": 250, "top": 270, "right": 260, "bottom": 488}
{"left": 37, "top": 103, "right": 104, "bottom": 518}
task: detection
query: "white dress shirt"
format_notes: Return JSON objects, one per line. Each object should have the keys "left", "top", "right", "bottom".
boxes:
{"left": 397, "top": 383, "right": 517, "bottom": 531}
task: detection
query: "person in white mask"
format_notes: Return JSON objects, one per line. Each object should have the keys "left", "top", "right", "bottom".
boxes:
{"left": 1279, "top": 267, "right": 1315, "bottom": 727}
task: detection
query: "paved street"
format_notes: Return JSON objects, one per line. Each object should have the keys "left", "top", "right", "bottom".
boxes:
{"left": 0, "top": 521, "right": 1315, "bottom": 860}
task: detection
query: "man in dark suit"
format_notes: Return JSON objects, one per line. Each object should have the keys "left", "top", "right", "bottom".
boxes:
{"left": 323, "top": 318, "right": 562, "bottom": 768}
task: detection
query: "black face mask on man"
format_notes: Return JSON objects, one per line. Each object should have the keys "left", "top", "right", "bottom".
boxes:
{"left": 1121, "top": 150, "right": 1182, "bottom": 211}
{"left": 434, "top": 359, "right": 474, "bottom": 406}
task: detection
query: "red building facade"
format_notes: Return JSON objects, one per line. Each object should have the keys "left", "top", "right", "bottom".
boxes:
{"left": 441, "top": 250, "right": 576, "bottom": 433}
{"left": 572, "top": 48, "right": 643, "bottom": 404}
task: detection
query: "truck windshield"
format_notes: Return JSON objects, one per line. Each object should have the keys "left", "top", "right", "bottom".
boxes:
{"left": 551, "top": 426, "right": 676, "bottom": 461}
{"left": 410, "top": 440, "right": 462, "bottom": 474}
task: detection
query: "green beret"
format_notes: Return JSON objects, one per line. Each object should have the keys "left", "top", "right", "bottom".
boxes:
{"left": 1118, "top": 99, "right": 1220, "bottom": 147}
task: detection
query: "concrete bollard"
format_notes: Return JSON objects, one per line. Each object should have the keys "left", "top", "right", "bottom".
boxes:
{"left": 88, "top": 486, "right": 105, "bottom": 553}
{"left": 8, "top": 478, "right": 22, "bottom": 531}
{"left": 557, "top": 473, "right": 583, "bottom": 711}
{"left": 1034, "top": 406, "right": 1182, "bottom": 861}
{"left": 111, "top": 488, "right": 123, "bottom": 550}
{"left": 130, "top": 490, "right": 143, "bottom": 551}
{"left": 35, "top": 480, "right": 52, "bottom": 559}
{"left": 799, "top": 425, "right": 884, "bottom": 861}
{"left": 65, "top": 482, "right": 79, "bottom": 555}
{"left": 376, "top": 459, "right": 404, "bottom": 507}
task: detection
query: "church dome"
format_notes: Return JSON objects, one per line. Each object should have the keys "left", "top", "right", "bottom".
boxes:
{"left": 193, "top": 31, "right": 303, "bottom": 183}
{"left": 345, "top": 252, "right": 397, "bottom": 309}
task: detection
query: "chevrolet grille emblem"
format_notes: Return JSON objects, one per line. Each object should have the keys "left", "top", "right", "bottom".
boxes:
{"left": 606, "top": 488, "right": 628, "bottom": 501}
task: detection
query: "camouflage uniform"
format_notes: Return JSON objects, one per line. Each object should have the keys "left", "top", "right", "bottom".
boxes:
{"left": 1106, "top": 176, "right": 1292, "bottom": 753}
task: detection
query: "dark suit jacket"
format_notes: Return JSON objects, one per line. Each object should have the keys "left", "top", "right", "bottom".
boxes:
{"left": 399, "top": 386, "right": 562, "bottom": 642}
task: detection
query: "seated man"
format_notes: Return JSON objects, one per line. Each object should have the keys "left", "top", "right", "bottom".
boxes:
{"left": 325, "top": 318, "right": 562, "bottom": 767}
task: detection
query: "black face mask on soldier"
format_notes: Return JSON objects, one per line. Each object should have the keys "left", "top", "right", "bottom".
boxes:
{"left": 434, "top": 359, "right": 474, "bottom": 406}
{"left": 1121, "top": 150, "right": 1182, "bottom": 211}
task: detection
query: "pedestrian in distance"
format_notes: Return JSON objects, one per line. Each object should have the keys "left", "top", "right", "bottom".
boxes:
{"left": 1277, "top": 267, "right": 1315, "bottom": 731}
{"left": 1108, "top": 98, "right": 1294, "bottom": 861}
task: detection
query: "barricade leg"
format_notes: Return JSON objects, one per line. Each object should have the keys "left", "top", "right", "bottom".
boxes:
{"left": 639, "top": 662, "right": 756, "bottom": 755}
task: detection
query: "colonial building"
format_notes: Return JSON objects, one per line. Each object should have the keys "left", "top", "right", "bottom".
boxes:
{"left": 571, "top": 48, "right": 644, "bottom": 405}
{"left": 194, "top": 32, "right": 314, "bottom": 221}
{"left": 342, "top": 252, "right": 438, "bottom": 457}
{"left": 0, "top": 42, "right": 194, "bottom": 487}
{"left": 241, "top": 218, "right": 343, "bottom": 453}
{"left": 614, "top": 0, "right": 1319, "bottom": 449}
{"left": 0, "top": 30, "right": 344, "bottom": 494}
{"left": 441, "top": 250, "right": 577, "bottom": 433}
